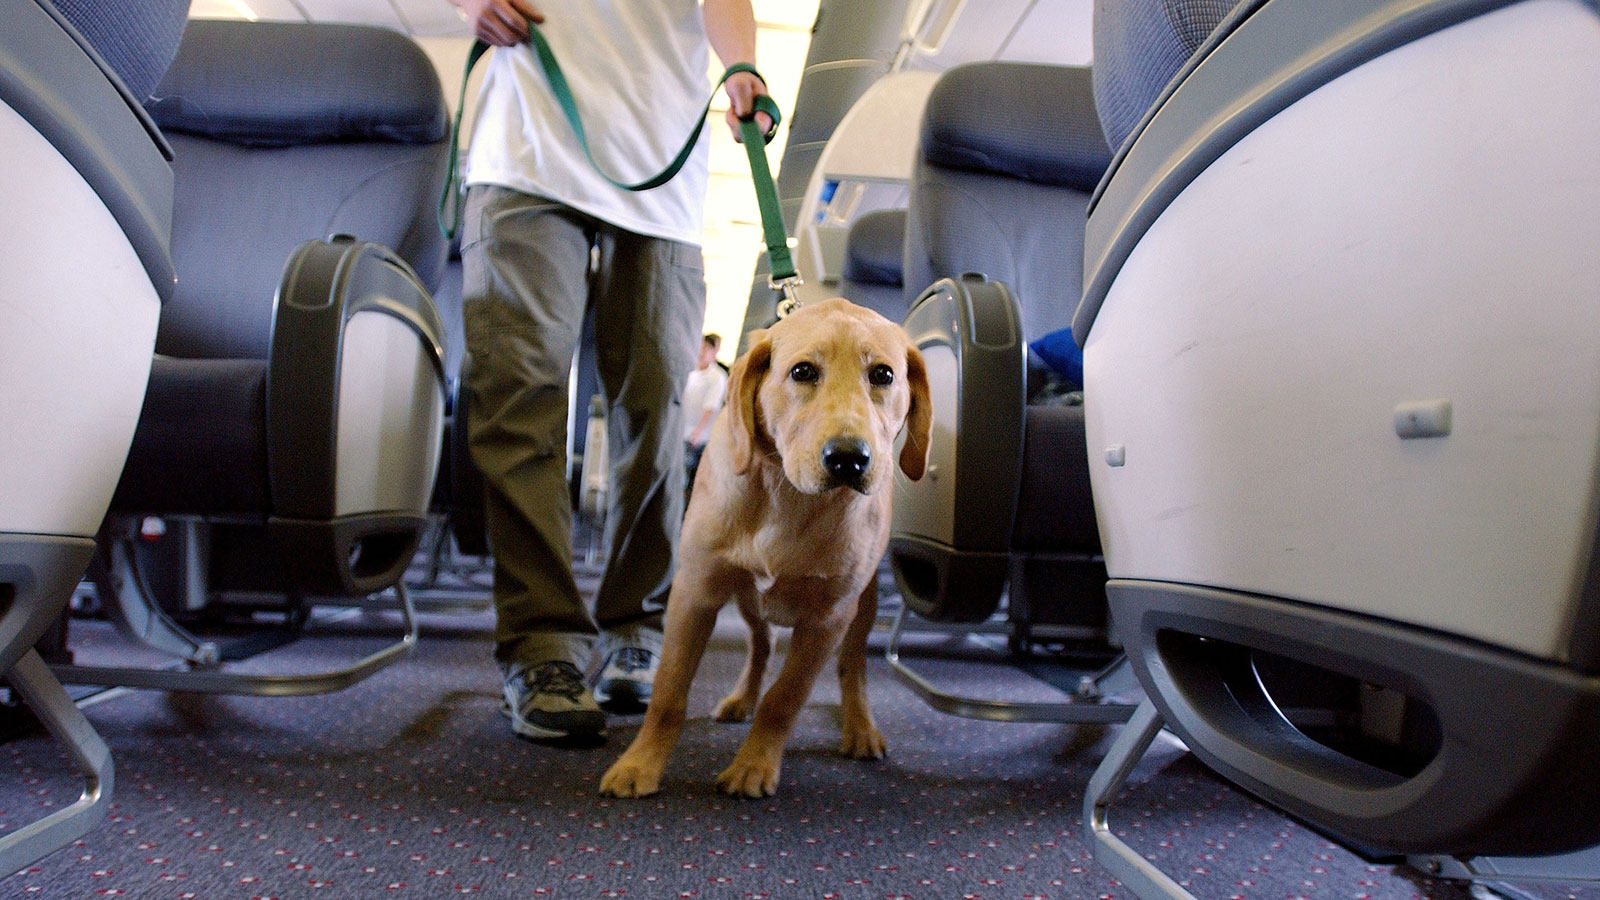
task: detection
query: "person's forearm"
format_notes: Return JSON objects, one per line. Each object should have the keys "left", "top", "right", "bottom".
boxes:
{"left": 703, "top": 0, "right": 758, "bottom": 67}
{"left": 704, "top": 0, "right": 770, "bottom": 135}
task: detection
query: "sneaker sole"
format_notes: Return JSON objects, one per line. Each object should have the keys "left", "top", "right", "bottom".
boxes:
{"left": 593, "top": 679, "right": 651, "bottom": 713}
{"left": 501, "top": 701, "right": 606, "bottom": 741}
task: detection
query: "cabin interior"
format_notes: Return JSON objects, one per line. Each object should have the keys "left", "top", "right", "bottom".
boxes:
{"left": 4, "top": 0, "right": 1600, "bottom": 897}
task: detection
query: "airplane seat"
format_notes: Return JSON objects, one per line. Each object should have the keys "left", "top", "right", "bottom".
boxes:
{"left": 889, "top": 62, "right": 1114, "bottom": 649}
{"left": 838, "top": 208, "right": 909, "bottom": 322}
{"left": 55, "top": 19, "right": 451, "bottom": 695}
{"left": 1086, "top": 0, "right": 1230, "bottom": 156}
{"left": 901, "top": 63, "right": 1110, "bottom": 355}
{"left": 45, "top": 0, "right": 188, "bottom": 103}
{"left": 1077, "top": 0, "right": 1600, "bottom": 887}
{"left": 0, "top": 0, "right": 186, "bottom": 872}
{"left": 147, "top": 19, "right": 450, "bottom": 353}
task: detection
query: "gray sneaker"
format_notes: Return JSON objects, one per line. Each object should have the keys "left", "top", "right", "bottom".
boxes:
{"left": 502, "top": 661, "right": 606, "bottom": 742}
{"left": 592, "top": 646, "right": 657, "bottom": 713}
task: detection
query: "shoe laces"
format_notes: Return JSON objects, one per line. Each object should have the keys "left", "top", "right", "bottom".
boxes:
{"left": 526, "top": 661, "right": 587, "bottom": 702}
{"left": 610, "top": 647, "right": 654, "bottom": 674}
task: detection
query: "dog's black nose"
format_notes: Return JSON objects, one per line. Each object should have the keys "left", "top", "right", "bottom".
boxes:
{"left": 822, "top": 436, "right": 872, "bottom": 490}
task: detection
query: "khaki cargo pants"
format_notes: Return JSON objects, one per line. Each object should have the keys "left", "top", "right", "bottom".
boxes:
{"left": 460, "top": 185, "right": 704, "bottom": 671}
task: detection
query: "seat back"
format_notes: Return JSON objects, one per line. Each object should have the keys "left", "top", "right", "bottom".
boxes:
{"left": 48, "top": 0, "right": 187, "bottom": 102}
{"left": 1, "top": 0, "right": 183, "bottom": 671}
{"left": 888, "top": 62, "right": 1112, "bottom": 626}
{"left": 146, "top": 19, "right": 449, "bottom": 361}
{"left": 1089, "top": 0, "right": 1239, "bottom": 154}
{"left": 0, "top": 0, "right": 184, "bottom": 875}
{"left": 903, "top": 62, "right": 1110, "bottom": 345}
{"left": 1083, "top": 0, "right": 1600, "bottom": 858}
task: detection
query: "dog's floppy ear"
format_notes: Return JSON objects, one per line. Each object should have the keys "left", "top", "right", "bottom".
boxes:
{"left": 727, "top": 333, "right": 772, "bottom": 475}
{"left": 897, "top": 344, "right": 933, "bottom": 481}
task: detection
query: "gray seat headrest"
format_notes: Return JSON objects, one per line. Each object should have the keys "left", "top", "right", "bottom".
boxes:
{"left": 1090, "top": 0, "right": 1238, "bottom": 151}
{"left": 920, "top": 62, "right": 1111, "bottom": 192}
{"left": 146, "top": 20, "right": 447, "bottom": 147}
{"left": 843, "top": 209, "right": 907, "bottom": 287}
{"left": 49, "top": 0, "right": 189, "bottom": 102}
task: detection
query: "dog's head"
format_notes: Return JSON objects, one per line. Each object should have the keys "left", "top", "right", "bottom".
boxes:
{"left": 726, "top": 298, "right": 932, "bottom": 495}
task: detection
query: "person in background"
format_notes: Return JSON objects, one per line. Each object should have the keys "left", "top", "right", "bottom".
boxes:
{"left": 449, "top": 0, "right": 772, "bottom": 744}
{"left": 682, "top": 333, "right": 728, "bottom": 498}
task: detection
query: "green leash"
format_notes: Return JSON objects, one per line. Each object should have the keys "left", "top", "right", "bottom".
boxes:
{"left": 439, "top": 29, "right": 802, "bottom": 307}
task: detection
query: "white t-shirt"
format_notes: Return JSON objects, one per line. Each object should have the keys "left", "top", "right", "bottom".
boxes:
{"left": 683, "top": 364, "right": 728, "bottom": 441}
{"left": 465, "top": 0, "right": 712, "bottom": 245}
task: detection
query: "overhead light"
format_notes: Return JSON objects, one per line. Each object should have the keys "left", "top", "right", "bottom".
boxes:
{"left": 189, "top": 0, "right": 258, "bottom": 21}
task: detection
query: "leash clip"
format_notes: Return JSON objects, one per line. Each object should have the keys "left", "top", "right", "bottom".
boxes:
{"left": 772, "top": 276, "right": 804, "bottom": 318}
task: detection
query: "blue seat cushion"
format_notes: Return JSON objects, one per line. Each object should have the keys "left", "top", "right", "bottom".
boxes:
{"left": 1029, "top": 327, "right": 1084, "bottom": 389}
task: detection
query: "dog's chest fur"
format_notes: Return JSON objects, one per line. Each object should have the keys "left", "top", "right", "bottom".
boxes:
{"left": 724, "top": 472, "right": 888, "bottom": 628}
{"left": 745, "top": 526, "right": 863, "bottom": 627}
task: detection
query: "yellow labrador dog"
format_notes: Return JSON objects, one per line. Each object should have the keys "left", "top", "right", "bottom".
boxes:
{"left": 600, "top": 297, "right": 931, "bottom": 799}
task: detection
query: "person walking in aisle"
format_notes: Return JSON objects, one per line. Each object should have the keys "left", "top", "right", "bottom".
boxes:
{"left": 449, "top": 0, "right": 773, "bottom": 743}
{"left": 681, "top": 332, "right": 727, "bottom": 498}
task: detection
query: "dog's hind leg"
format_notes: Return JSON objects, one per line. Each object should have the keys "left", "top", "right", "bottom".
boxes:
{"left": 714, "top": 595, "right": 770, "bottom": 723}
{"left": 837, "top": 578, "right": 887, "bottom": 760}
{"left": 599, "top": 569, "right": 724, "bottom": 798}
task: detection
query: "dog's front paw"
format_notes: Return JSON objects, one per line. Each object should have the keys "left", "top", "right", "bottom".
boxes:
{"left": 713, "top": 692, "right": 756, "bottom": 723}
{"left": 600, "top": 755, "right": 664, "bottom": 798}
{"left": 715, "top": 754, "right": 781, "bottom": 798}
{"left": 840, "top": 722, "right": 887, "bottom": 760}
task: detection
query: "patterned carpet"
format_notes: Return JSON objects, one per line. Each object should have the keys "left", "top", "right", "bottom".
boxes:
{"left": 1, "top": 565, "right": 1594, "bottom": 899}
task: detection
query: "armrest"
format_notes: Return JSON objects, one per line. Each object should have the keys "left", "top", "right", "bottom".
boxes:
{"left": 889, "top": 274, "right": 1026, "bottom": 623}
{"left": 268, "top": 235, "right": 447, "bottom": 594}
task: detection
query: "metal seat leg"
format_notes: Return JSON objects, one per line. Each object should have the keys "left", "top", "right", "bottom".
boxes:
{"left": 1408, "top": 844, "right": 1600, "bottom": 892}
{"left": 93, "top": 521, "right": 225, "bottom": 666}
{"left": 52, "top": 582, "right": 418, "bottom": 697}
{"left": 0, "top": 650, "right": 114, "bottom": 875}
{"left": 1083, "top": 698, "right": 1196, "bottom": 900}
{"left": 884, "top": 604, "right": 1136, "bottom": 724}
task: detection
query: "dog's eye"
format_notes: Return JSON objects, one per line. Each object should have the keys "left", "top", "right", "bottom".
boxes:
{"left": 868, "top": 364, "right": 894, "bottom": 387}
{"left": 789, "top": 362, "right": 819, "bottom": 383}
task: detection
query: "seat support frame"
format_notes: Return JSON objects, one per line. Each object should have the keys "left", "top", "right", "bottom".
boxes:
{"left": 52, "top": 535, "right": 417, "bottom": 696}
{"left": 1087, "top": 700, "right": 1600, "bottom": 899}
{"left": 88, "top": 519, "right": 222, "bottom": 667}
{"left": 1409, "top": 848, "right": 1600, "bottom": 889}
{"left": 0, "top": 650, "right": 114, "bottom": 876}
{"left": 883, "top": 604, "right": 1136, "bottom": 724}
{"left": 1083, "top": 698, "right": 1195, "bottom": 900}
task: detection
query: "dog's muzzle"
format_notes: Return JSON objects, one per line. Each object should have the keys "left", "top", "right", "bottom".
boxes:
{"left": 821, "top": 436, "right": 872, "bottom": 493}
